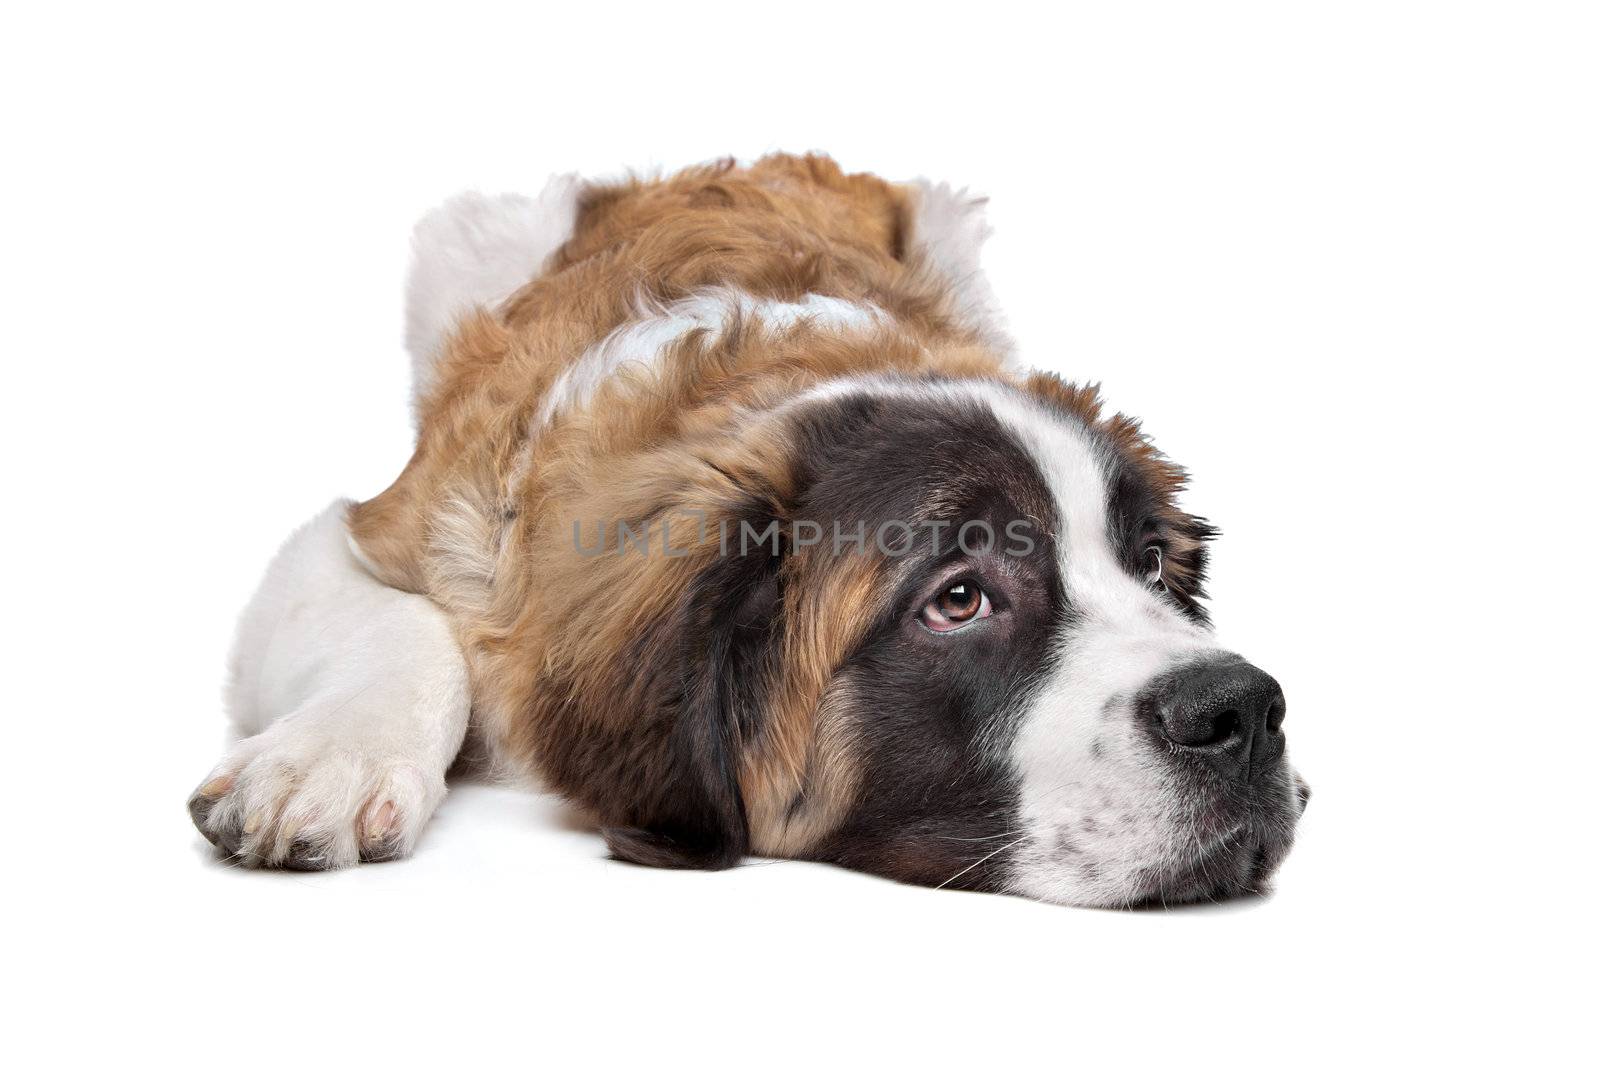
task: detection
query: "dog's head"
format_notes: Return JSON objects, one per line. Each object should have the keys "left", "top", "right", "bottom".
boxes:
{"left": 563, "top": 372, "right": 1304, "bottom": 907}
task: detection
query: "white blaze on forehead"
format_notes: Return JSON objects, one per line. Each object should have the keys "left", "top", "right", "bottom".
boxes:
{"left": 978, "top": 390, "right": 1196, "bottom": 631}
{"left": 979, "top": 390, "right": 1223, "bottom": 907}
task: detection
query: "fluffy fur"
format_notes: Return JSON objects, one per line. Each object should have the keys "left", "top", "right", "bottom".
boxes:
{"left": 190, "top": 154, "right": 1303, "bottom": 902}
{"left": 405, "top": 175, "right": 584, "bottom": 413}
{"left": 191, "top": 502, "right": 470, "bottom": 868}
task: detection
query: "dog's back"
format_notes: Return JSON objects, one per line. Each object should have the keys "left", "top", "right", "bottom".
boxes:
{"left": 346, "top": 155, "right": 1011, "bottom": 824}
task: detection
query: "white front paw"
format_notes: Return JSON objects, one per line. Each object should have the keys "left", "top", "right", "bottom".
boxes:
{"left": 187, "top": 712, "right": 445, "bottom": 870}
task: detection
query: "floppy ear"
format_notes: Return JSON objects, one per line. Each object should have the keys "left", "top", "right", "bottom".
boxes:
{"left": 601, "top": 508, "right": 788, "bottom": 871}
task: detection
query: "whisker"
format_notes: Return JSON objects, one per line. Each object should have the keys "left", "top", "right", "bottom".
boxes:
{"left": 934, "top": 837, "right": 1025, "bottom": 891}
{"left": 933, "top": 829, "right": 1025, "bottom": 843}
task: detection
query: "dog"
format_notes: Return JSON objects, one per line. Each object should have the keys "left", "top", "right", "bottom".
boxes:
{"left": 188, "top": 154, "right": 1306, "bottom": 906}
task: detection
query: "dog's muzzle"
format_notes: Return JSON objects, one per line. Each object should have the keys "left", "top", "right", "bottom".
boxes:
{"left": 1132, "top": 654, "right": 1303, "bottom": 902}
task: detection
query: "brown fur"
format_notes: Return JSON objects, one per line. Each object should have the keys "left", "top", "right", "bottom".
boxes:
{"left": 348, "top": 154, "right": 1012, "bottom": 857}
{"left": 348, "top": 155, "right": 1215, "bottom": 863}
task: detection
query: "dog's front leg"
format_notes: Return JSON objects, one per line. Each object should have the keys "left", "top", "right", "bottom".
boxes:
{"left": 187, "top": 501, "right": 469, "bottom": 869}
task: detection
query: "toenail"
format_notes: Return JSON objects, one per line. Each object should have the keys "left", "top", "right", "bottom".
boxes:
{"left": 364, "top": 800, "right": 397, "bottom": 840}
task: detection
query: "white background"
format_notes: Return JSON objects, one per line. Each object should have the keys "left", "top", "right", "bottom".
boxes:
{"left": 4, "top": 2, "right": 1594, "bottom": 1062}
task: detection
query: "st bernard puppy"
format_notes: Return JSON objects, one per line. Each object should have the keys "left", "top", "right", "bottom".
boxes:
{"left": 188, "top": 154, "right": 1307, "bottom": 906}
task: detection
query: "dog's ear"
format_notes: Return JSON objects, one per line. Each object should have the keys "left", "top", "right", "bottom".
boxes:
{"left": 602, "top": 506, "right": 788, "bottom": 871}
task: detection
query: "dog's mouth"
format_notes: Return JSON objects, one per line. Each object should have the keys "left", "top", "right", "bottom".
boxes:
{"left": 1129, "top": 780, "right": 1309, "bottom": 907}
{"left": 1122, "top": 827, "right": 1291, "bottom": 907}
{"left": 1006, "top": 776, "right": 1307, "bottom": 909}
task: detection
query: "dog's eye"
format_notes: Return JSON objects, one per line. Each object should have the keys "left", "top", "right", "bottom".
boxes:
{"left": 920, "top": 581, "right": 992, "bottom": 633}
{"left": 1144, "top": 544, "right": 1164, "bottom": 586}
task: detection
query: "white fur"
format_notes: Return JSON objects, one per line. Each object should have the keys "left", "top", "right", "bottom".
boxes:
{"left": 903, "top": 180, "right": 1012, "bottom": 359}
{"left": 536, "top": 288, "right": 887, "bottom": 429}
{"left": 405, "top": 174, "right": 584, "bottom": 412}
{"left": 194, "top": 502, "right": 471, "bottom": 868}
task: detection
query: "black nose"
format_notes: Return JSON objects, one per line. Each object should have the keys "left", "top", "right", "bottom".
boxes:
{"left": 1152, "top": 660, "right": 1286, "bottom": 779}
